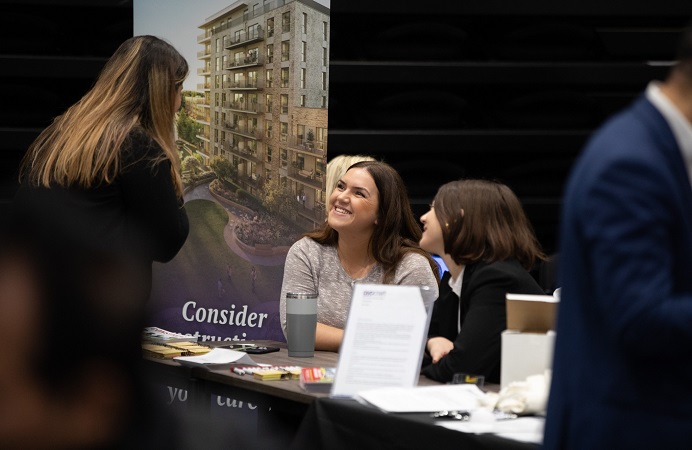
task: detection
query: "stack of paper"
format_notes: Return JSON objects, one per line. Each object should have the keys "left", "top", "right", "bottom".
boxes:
{"left": 355, "top": 384, "right": 485, "bottom": 413}
{"left": 173, "top": 348, "right": 257, "bottom": 369}
{"left": 143, "top": 326, "right": 197, "bottom": 343}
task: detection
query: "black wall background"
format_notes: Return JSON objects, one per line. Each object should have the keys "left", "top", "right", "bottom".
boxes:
{"left": 2, "top": 0, "right": 691, "bottom": 254}
{"left": 1, "top": 0, "right": 133, "bottom": 208}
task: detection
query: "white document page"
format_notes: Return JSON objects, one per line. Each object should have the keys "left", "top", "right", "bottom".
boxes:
{"left": 438, "top": 417, "right": 545, "bottom": 444}
{"left": 356, "top": 384, "right": 485, "bottom": 413}
{"left": 331, "top": 284, "right": 430, "bottom": 398}
{"left": 174, "top": 348, "right": 256, "bottom": 368}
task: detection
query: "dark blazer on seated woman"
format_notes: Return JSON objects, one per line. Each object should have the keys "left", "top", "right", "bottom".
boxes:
{"left": 422, "top": 259, "right": 544, "bottom": 384}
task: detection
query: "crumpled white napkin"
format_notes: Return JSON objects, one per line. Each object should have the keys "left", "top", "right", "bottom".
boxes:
{"left": 489, "top": 370, "right": 551, "bottom": 415}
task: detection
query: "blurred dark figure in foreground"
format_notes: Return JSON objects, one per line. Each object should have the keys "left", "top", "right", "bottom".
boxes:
{"left": 0, "top": 219, "right": 255, "bottom": 449}
{"left": 0, "top": 226, "right": 179, "bottom": 449}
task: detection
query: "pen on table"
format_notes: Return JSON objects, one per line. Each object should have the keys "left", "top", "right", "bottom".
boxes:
{"left": 431, "top": 410, "right": 471, "bottom": 421}
{"left": 233, "top": 367, "right": 245, "bottom": 376}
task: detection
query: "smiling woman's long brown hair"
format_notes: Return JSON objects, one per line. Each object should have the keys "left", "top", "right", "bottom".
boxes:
{"left": 20, "top": 35, "right": 188, "bottom": 196}
{"left": 307, "top": 160, "right": 438, "bottom": 284}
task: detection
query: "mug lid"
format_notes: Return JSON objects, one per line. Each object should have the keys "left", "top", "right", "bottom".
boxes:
{"left": 286, "top": 292, "right": 318, "bottom": 299}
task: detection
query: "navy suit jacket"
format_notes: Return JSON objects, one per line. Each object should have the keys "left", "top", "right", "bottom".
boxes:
{"left": 543, "top": 94, "right": 692, "bottom": 449}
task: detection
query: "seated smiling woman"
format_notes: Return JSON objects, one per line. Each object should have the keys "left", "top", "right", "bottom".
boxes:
{"left": 419, "top": 179, "right": 546, "bottom": 384}
{"left": 280, "top": 160, "right": 439, "bottom": 352}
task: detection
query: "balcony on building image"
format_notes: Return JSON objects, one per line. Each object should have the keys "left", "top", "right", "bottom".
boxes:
{"left": 226, "top": 54, "right": 265, "bottom": 70}
{"left": 197, "top": 30, "right": 212, "bottom": 43}
{"left": 227, "top": 79, "right": 264, "bottom": 90}
{"left": 295, "top": 200, "right": 326, "bottom": 222}
{"left": 223, "top": 100, "right": 260, "bottom": 114}
{"left": 233, "top": 146, "right": 262, "bottom": 165}
{"left": 223, "top": 122, "right": 263, "bottom": 140}
{"left": 286, "top": 136, "right": 325, "bottom": 156}
{"left": 224, "top": 28, "right": 265, "bottom": 50}
{"left": 249, "top": 173, "right": 264, "bottom": 189}
{"left": 287, "top": 166, "right": 323, "bottom": 190}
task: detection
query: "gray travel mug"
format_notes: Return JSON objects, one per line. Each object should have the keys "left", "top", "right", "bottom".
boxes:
{"left": 286, "top": 292, "right": 318, "bottom": 357}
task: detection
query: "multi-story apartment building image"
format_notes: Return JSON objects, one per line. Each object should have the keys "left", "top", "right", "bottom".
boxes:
{"left": 197, "top": 0, "right": 330, "bottom": 231}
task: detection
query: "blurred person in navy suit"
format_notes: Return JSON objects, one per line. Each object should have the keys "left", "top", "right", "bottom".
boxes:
{"left": 544, "top": 21, "right": 692, "bottom": 449}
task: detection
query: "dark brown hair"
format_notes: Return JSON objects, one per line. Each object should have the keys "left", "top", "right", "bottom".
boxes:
{"left": 433, "top": 179, "right": 545, "bottom": 270}
{"left": 306, "top": 160, "right": 438, "bottom": 283}
{"left": 20, "top": 35, "right": 188, "bottom": 196}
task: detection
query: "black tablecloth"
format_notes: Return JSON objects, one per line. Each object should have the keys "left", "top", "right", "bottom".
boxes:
{"left": 289, "top": 397, "right": 540, "bottom": 450}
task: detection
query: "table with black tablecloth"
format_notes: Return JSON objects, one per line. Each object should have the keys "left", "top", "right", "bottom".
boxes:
{"left": 290, "top": 397, "right": 539, "bottom": 450}
{"left": 142, "top": 340, "right": 337, "bottom": 447}
{"left": 143, "top": 341, "right": 540, "bottom": 449}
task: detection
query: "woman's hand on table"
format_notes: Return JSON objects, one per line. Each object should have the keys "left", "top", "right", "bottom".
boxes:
{"left": 427, "top": 337, "right": 454, "bottom": 363}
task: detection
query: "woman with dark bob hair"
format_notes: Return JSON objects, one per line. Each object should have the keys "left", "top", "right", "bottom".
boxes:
{"left": 419, "top": 179, "right": 546, "bottom": 383}
{"left": 280, "top": 160, "right": 440, "bottom": 351}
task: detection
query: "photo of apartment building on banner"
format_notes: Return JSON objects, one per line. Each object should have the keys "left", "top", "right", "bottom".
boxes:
{"left": 136, "top": 0, "right": 330, "bottom": 342}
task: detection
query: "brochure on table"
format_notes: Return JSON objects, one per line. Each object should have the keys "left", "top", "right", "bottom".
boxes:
{"left": 331, "top": 284, "right": 432, "bottom": 398}
{"left": 173, "top": 348, "right": 257, "bottom": 369}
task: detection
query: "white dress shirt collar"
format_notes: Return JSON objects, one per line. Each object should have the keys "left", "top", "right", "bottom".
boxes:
{"left": 448, "top": 267, "right": 465, "bottom": 298}
{"left": 448, "top": 267, "right": 465, "bottom": 334}
{"left": 646, "top": 81, "right": 692, "bottom": 186}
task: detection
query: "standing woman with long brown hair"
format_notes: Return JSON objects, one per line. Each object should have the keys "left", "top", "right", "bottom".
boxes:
{"left": 12, "top": 35, "right": 190, "bottom": 305}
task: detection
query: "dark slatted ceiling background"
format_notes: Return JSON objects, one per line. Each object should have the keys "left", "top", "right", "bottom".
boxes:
{"left": 2, "top": 0, "right": 690, "bottom": 254}
{"left": 0, "top": 0, "right": 133, "bottom": 211}
{"left": 328, "top": 0, "right": 690, "bottom": 254}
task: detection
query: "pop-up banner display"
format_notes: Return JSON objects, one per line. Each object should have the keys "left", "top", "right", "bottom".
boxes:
{"left": 135, "top": 0, "right": 330, "bottom": 343}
